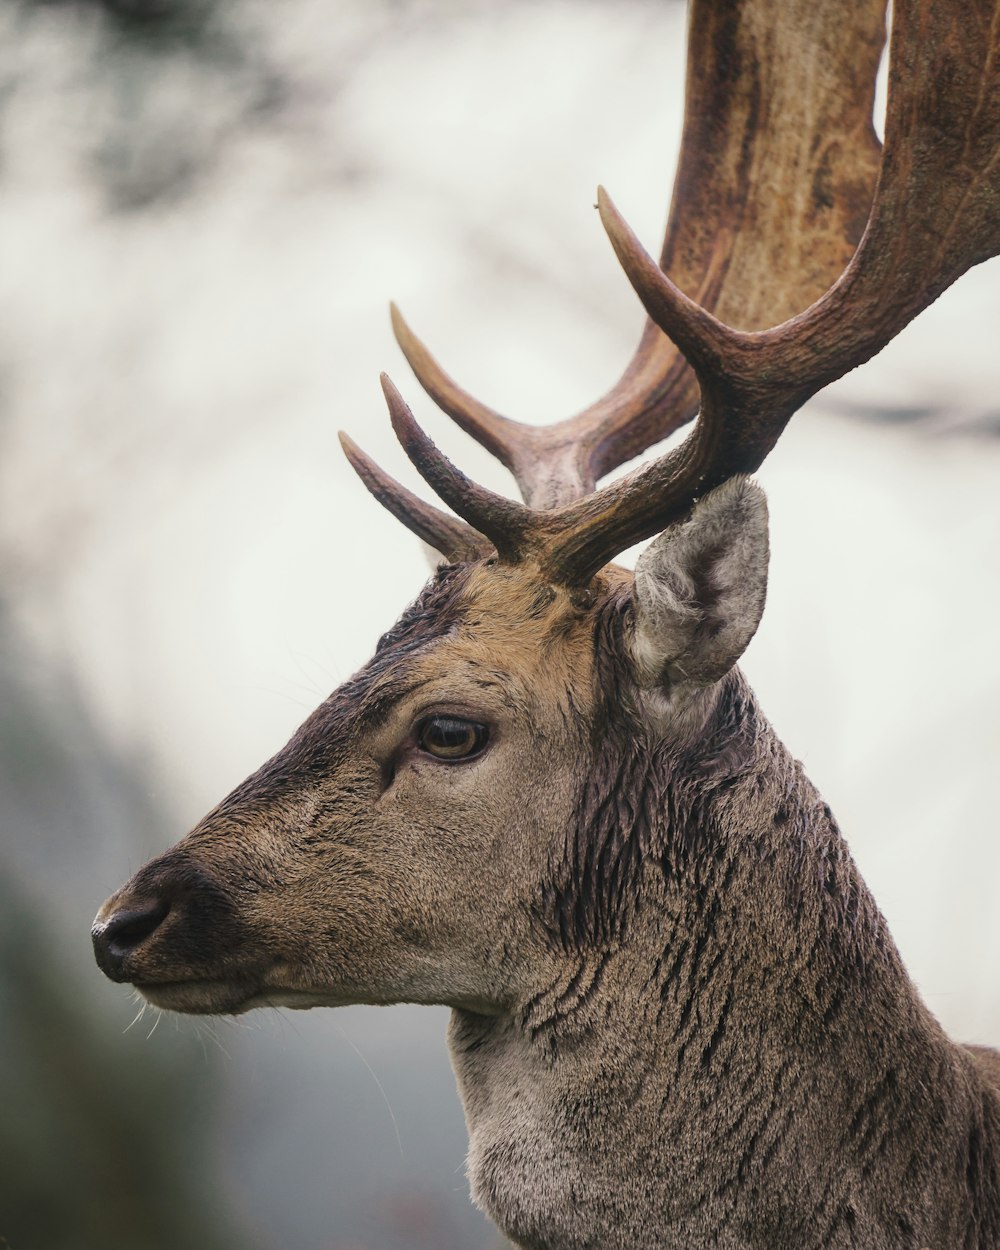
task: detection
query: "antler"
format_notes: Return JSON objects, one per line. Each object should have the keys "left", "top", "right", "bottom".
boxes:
{"left": 383, "top": 0, "right": 885, "bottom": 511}
{"left": 344, "top": 0, "right": 1000, "bottom": 586}
{"left": 536, "top": 0, "right": 1000, "bottom": 583}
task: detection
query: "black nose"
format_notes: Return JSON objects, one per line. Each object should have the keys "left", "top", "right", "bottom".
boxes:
{"left": 92, "top": 897, "right": 170, "bottom": 981}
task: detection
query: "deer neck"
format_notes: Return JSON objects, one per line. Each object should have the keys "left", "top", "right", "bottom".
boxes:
{"left": 448, "top": 675, "right": 991, "bottom": 1250}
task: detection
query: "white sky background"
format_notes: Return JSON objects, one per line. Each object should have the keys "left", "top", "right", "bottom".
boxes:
{"left": 1, "top": 0, "right": 999, "bottom": 1238}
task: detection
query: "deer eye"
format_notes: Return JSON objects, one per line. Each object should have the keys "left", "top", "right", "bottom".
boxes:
{"left": 416, "top": 716, "right": 489, "bottom": 761}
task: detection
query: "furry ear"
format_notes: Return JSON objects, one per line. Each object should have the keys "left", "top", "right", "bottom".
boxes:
{"left": 631, "top": 476, "right": 769, "bottom": 689}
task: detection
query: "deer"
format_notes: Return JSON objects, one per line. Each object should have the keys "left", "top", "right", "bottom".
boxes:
{"left": 92, "top": 0, "right": 1000, "bottom": 1246}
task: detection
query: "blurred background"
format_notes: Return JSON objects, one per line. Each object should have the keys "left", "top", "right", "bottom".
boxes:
{"left": 1, "top": 0, "right": 997, "bottom": 1247}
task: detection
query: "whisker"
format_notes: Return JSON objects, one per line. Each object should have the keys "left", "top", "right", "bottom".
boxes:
{"left": 123, "top": 998, "right": 147, "bottom": 1034}
{"left": 336, "top": 1024, "right": 404, "bottom": 1161}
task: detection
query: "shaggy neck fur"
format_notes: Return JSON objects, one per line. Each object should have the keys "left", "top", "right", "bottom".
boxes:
{"left": 448, "top": 602, "right": 1000, "bottom": 1250}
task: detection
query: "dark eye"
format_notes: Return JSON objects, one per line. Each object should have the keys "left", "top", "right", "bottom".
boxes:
{"left": 416, "top": 716, "right": 489, "bottom": 761}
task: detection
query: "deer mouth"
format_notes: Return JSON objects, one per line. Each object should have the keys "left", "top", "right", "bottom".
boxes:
{"left": 93, "top": 886, "right": 338, "bottom": 1016}
{"left": 134, "top": 976, "right": 349, "bottom": 1015}
{"left": 132, "top": 976, "right": 265, "bottom": 1015}
{"left": 93, "top": 857, "right": 279, "bottom": 1014}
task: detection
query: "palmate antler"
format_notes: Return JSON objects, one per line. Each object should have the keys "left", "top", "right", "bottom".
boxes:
{"left": 341, "top": 0, "right": 1000, "bottom": 587}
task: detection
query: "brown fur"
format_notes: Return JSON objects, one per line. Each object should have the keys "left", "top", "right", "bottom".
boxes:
{"left": 94, "top": 545, "right": 1000, "bottom": 1250}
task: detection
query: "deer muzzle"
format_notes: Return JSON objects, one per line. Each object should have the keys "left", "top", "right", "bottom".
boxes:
{"left": 92, "top": 852, "right": 267, "bottom": 1014}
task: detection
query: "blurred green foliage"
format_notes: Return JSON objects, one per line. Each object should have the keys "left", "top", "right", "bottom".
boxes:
{"left": 0, "top": 601, "right": 257, "bottom": 1250}
{"left": 0, "top": 877, "right": 253, "bottom": 1250}
{"left": 4, "top": 0, "right": 285, "bottom": 209}
{"left": 23, "top": 0, "right": 222, "bottom": 53}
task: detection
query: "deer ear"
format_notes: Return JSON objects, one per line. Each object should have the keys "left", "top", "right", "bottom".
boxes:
{"left": 631, "top": 477, "right": 769, "bottom": 689}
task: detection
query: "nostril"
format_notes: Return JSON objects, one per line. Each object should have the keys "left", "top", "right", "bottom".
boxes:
{"left": 105, "top": 899, "right": 171, "bottom": 954}
{"left": 93, "top": 897, "right": 171, "bottom": 980}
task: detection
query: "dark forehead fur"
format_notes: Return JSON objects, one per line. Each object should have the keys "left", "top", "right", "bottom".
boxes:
{"left": 215, "top": 563, "right": 477, "bottom": 809}
{"left": 348, "top": 561, "right": 477, "bottom": 727}
{"left": 322, "top": 561, "right": 476, "bottom": 716}
{"left": 371, "top": 562, "right": 474, "bottom": 660}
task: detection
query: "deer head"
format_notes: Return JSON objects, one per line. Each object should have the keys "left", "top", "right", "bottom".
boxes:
{"left": 93, "top": 0, "right": 1000, "bottom": 1245}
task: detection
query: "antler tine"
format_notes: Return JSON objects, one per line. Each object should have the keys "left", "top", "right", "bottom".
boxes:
{"left": 537, "top": 0, "right": 1000, "bottom": 587}
{"left": 597, "top": 189, "right": 747, "bottom": 391}
{"left": 391, "top": 304, "right": 594, "bottom": 508}
{"left": 379, "top": 374, "right": 533, "bottom": 564}
{"left": 338, "top": 433, "right": 492, "bottom": 565}
{"left": 390, "top": 304, "right": 533, "bottom": 474}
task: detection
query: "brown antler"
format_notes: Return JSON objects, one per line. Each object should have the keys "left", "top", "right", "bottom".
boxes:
{"left": 344, "top": 0, "right": 1000, "bottom": 586}
{"left": 534, "top": 0, "right": 1000, "bottom": 583}
{"left": 388, "top": 0, "right": 886, "bottom": 508}
{"left": 345, "top": 0, "right": 885, "bottom": 544}
{"left": 338, "top": 431, "right": 491, "bottom": 564}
